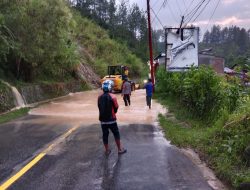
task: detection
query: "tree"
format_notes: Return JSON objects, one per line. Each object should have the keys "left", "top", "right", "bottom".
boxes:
{"left": 200, "top": 25, "right": 250, "bottom": 66}
{"left": 128, "top": 4, "right": 141, "bottom": 37}
{"left": 203, "top": 30, "right": 210, "bottom": 44}
{"left": 0, "top": 14, "right": 14, "bottom": 62}
{"left": 73, "top": 0, "right": 149, "bottom": 61}
{"left": 107, "top": 0, "right": 117, "bottom": 37}
{"left": 1, "top": 0, "right": 79, "bottom": 81}
{"left": 210, "top": 25, "right": 221, "bottom": 44}
{"left": 238, "top": 28, "right": 249, "bottom": 53}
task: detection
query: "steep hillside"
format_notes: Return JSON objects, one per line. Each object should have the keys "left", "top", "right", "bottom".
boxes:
{"left": 73, "top": 11, "right": 146, "bottom": 79}
{"left": 0, "top": 0, "right": 146, "bottom": 85}
{"left": 0, "top": 0, "right": 147, "bottom": 113}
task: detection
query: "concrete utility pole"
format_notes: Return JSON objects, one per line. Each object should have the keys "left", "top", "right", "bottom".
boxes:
{"left": 146, "top": 0, "right": 155, "bottom": 86}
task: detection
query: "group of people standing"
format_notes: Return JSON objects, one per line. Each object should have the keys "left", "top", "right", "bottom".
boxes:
{"left": 97, "top": 78, "right": 153, "bottom": 156}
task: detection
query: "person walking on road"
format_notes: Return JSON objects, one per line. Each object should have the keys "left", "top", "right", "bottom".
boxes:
{"left": 144, "top": 78, "right": 153, "bottom": 109}
{"left": 98, "top": 80, "right": 127, "bottom": 155}
{"left": 121, "top": 78, "right": 131, "bottom": 106}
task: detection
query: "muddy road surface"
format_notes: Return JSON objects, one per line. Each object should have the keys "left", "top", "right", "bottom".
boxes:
{"left": 0, "top": 90, "right": 214, "bottom": 190}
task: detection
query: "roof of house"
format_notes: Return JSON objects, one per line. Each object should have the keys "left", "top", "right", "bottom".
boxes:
{"left": 153, "top": 53, "right": 165, "bottom": 60}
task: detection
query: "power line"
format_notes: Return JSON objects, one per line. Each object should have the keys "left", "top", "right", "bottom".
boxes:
{"left": 204, "top": 0, "right": 221, "bottom": 32}
{"left": 152, "top": 0, "right": 161, "bottom": 9}
{"left": 163, "top": 0, "right": 168, "bottom": 7}
{"left": 192, "top": 0, "right": 211, "bottom": 23}
{"left": 152, "top": 0, "right": 166, "bottom": 24}
{"left": 166, "top": 0, "right": 179, "bottom": 22}
{"left": 151, "top": 7, "right": 164, "bottom": 28}
{"left": 185, "top": 0, "right": 206, "bottom": 20}
{"left": 176, "top": 0, "right": 183, "bottom": 16}
{"left": 184, "top": 0, "right": 207, "bottom": 25}
{"left": 184, "top": 0, "right": 195, "bottom": 16}
{"left": 182, "top": 0, "right": 188, "bottom": 10}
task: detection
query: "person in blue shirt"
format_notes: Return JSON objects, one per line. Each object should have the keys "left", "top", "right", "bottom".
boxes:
{"left": 144, "top": 78, "right": 153, "bottom": 109}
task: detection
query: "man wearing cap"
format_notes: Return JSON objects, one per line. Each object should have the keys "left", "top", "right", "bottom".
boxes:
{"left": 98, "top": 80, "right": 127, "bottom": 155}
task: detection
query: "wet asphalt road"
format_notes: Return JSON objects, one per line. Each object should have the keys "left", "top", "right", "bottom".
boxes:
{"left": 0, "top": 90, "right": 213, "bottom": 190}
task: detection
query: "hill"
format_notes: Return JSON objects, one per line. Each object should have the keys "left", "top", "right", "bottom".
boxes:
{"left": 0, "top": 0, "right": 146, "bottom": 84}
{"left": 0, "top": 0, "right": 147, "bottom": 113}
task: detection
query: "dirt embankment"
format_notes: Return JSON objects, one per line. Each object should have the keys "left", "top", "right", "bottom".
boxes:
{"left": 0, "top": 63, "right": 100, "bottom": 113}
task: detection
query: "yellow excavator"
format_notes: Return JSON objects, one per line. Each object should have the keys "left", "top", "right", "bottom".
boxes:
{"left": 100, "top": 65, "right": 135, "bottom": 92}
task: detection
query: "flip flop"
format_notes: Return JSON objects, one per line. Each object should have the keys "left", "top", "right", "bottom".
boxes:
{"left": 118, "top": 149, "right": 127, "bottom": 154}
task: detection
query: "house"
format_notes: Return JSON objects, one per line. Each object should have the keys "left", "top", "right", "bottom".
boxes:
{"left": 153, "top": 53, "right": 165, "bottom": 67}
{"left": 198, "top": 53, "right": 225, "bottom": 74}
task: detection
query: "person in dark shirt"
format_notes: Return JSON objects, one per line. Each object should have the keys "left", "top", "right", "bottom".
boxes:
{"left": 144, "top": 78, "right": 153, "bottom": 109}
{"left": 121, "top": 78, "right": 132, "bottom": 106}
{"left": 98, "top": 80, "right": 127, "bottom": 155}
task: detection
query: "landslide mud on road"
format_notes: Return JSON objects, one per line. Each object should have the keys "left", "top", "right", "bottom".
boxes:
{"left": 29, "top": 89, "right": 166, "bottom": 126}
{"left": 0, "top": 90, "right": 225, "bottom": 190}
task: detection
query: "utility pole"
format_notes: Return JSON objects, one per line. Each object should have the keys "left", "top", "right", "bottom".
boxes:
{"left": 146, "top": 0, "right": 155, "bottom": 86}
{"left": 179, "top": 16, "right": 184, "bottom": 40}
{"left": 176, "top": 16, "right": 184, "bottom": 40}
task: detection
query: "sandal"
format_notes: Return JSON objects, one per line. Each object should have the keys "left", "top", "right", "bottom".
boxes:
{"left": 118, "top": 148, "right": 127, "bottom": 154}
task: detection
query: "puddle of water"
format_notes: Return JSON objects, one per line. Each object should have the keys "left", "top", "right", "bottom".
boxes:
{"left": 152, "top": 121, "right": 172, "bottom": 147}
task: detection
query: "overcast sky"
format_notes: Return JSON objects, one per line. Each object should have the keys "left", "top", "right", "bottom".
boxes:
{"left": 118, "top": 0, "right": 250, "bottom": 35}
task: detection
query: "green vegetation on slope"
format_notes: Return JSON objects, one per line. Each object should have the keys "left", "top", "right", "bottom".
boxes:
{"left": 156, "top": 67, "right": 241, "bottom": 122}
{"left": 0, "top": 0, "right": 80, "bottom": 82}
{"left": 0, "top": 80, "right": 15, "bottom": 112}
{"left": 155, "top": 67, "right": 250, "bottom": 188}
{"left": 0, "top": 108, "right": 30, "bottom": 124}
{"left": 0, "top": 0, "right": 146, "bottom": 84}
{"left": 73, "top": 11, "right": 146, "bottom": 78}
{"left": 74, "top": 0, "right": 149, "bottom": 62}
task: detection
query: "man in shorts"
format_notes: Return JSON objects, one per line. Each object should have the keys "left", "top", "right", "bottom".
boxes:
{"left": 98, "top": 80, "right": 127, "bottom": 155}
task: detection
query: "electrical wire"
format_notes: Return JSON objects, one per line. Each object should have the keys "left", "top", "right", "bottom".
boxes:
{"left": 192, "top": 0, "right": 211, "bottom": 23}
{"left": 184, "top": 0, "right": 195, "bottom": 16}
{"left": 185, "top": 0, "right": 206, "bottom": 20}
{"left": 152, "top": 0, "right": 161, "bottom": 9}
{"left": 204, "top": 0, "right": 221, "bottom": 32}
{"left": 184, "top": 0, "right": 207, "bottom": 25}
{"left": 152, "top": 0, "right": 166, "bottom": 24}
{"left": 165, "top": 0, "right": 180, "bottom": 22}
{"left": 176, "top": 0, "right": 184, "bottom": 16}
{"left": 163, "top": 0, "right": 168, "bottom": 7}
{"left": 182, "top": 0, "right": 188, "bottom": 10}
{"left": 151, "top": 7, "right": 164, "bottom": 28}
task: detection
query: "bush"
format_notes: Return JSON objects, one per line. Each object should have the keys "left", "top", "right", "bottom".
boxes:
{"left": 156, "top": 67, "right": 241, "bottom": 122}
{"left": 156, "top": 67, "right": 250, "bottom": 188}
{"left": 0, "top": 81, "right": 14, "bottom": 112}
{"left": 206, "top": 96, "right": 250, "bottom": 186}
{"left": 159, "top": 97, "right": 250, "bottom": 188}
